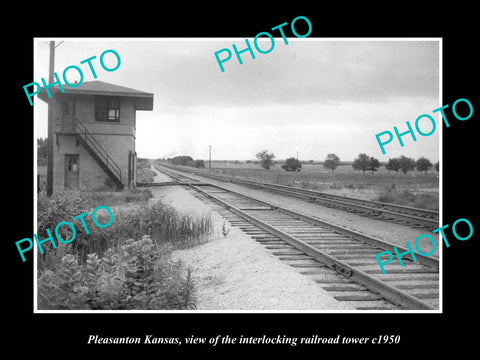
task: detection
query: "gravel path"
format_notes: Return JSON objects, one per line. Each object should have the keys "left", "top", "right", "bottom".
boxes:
{"left": 147, "top": 166, "right": 351, "bottom": 311}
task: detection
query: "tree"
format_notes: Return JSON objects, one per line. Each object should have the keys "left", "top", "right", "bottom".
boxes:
{"left": 256, "top": 150, "right": 275, "bottom": 170}
{"left": 37, "top": 137, "right": 48, "bottom": 166}
{"left": 352, "top": 153, "right": 370, "bottom": 173}
{"left": 323, "top": 153, "right": 341, "bottom": 173}
{"left": 38, "top": 137, "right": 47, "bottom": 159}
{"left": 193, "top": 160, "right": 205, "bottom": 168}
{"left": 386, "top": 158, "right": 400, "bottom": 174}
{"left": 416, "top": 157, "right": 432, "bottom": 175}
{"left": 366, "top": 157, "right": 381, "bottom": 174}
{"left": 282, "top": 157, "right": 302, "bottom": 171}
{"left": 398, "top": 155, "right": 416, "bottom": 174}
{"left": 169, "top": 155, "right": 194, "bottom": 166}
{"left": 435, "top": 161, "right": 439, "bottom": 172}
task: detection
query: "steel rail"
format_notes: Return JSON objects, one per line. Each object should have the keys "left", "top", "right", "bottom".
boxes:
{"left": 155, "top": 165, "right": 438, "bottom": 310}
{"left": 158, "top": 163, "right": 439, "bottom": 228}
{"left": 212, "top": 175, "right": 438, "bottom": 227}
{"left": 155, "top": 164, "right": 439, "bottom": 268}
{"left": 198, "top": 170, "right": 438, "bottom": 218}
{"left": 189, "top": 183, "right": 435, "bottom": 310}
{"left": 199, "top": 181, "right": 439, "bottom": 268}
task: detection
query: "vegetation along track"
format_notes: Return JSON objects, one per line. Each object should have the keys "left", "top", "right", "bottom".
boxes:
{"left": 157, "top": 163, "right": 439, "bottom": 230}
{"left": 153, "top": 164, "right": 440, "bottom": 310}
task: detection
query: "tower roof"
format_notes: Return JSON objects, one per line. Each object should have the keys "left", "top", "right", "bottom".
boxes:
{"left": 37, "top": 80, "right": 154, "bottom": 110}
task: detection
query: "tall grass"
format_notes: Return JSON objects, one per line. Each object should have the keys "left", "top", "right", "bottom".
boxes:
{"left": 37, "top": 192, "right": 213, "bottom": 269}
{"left": 376, "top": 188, "right": 439, "bottom": 211}
{"left": 213, "top": 167, "right": 438, "bottom": 191}
{"left": 37, "top": 191, "right": 214, "bottom": 310}
{"left": 160, "top": 161, "right": 439, "bottom": 193}
{"left": 81, "top": 188, "right": 153, "bottom": 205}
{"left": 150, "top": 208, "right": 213, "bottom": 249}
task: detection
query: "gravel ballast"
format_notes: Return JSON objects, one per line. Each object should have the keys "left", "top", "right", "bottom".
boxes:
{"left": 148, "top": 166, "right": 351, "bottom": 311}
{"left": 158, "top": 167, "right": 441, "bottom": 259}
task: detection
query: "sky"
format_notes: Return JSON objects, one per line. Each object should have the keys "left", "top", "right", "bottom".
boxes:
{"left": 34, "top": 38, "right": 440, "bottom": 162}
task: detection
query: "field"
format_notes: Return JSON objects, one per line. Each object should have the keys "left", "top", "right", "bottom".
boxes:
{"left": 187, "top": 161, "right": 439, "bottom": 211}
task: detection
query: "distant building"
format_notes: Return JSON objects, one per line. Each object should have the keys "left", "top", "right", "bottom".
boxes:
{"left": 38, "top": 80, "right": 154, "bottom": 191}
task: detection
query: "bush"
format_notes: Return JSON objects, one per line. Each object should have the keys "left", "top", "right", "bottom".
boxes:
{"left": 37, "top": 192, "right": 213, "bottom": 310}
{"left": 137, "top": 165, "right": 156, "bottom": 183}
{"left": 37, "top": 191, "right": 98, "bottom": 269}
{"left": 37, "top": 235, "right": 196, "bottom": 310}
{"left": 37, "top": 192, "right": 211, "bottom": 269}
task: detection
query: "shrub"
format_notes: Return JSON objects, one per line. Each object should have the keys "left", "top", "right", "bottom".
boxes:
{"left": 37, "top": 191, "right": 213, "bottom": 310}
{"left": 37, "top": 191, "right": 98, "bottom": 269}
{"left": 137, "top": 168, "right": 156, "bottom": 183}
{"left": 37, "top": 192, "right": 211, "bottom": 270}
{"left": 37, "top": 235, "right": 196, "bottom": 310}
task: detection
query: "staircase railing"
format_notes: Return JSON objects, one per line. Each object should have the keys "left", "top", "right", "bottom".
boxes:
{"left": 74, "top": 117, "right": 122, "bottom": 182}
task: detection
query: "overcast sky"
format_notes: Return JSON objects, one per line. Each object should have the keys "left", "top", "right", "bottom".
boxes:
{"left": 34, "top": 38, "right": 440, "bottom": 162}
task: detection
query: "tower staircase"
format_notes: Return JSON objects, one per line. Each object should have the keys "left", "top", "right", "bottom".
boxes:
{"left": 74, "top": 117, "right": 124, "bottom": 189}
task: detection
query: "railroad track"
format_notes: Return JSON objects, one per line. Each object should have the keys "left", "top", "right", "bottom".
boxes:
{"left": 154, "top": 164, "right": 440, "bottom": 311}
{"left": 156, "top": 163, "right": 439, "bottom": 230}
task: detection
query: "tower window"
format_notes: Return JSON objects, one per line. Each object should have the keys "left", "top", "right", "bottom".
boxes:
{"left": 95, "top": 96, "right": 120, "bottom": 122}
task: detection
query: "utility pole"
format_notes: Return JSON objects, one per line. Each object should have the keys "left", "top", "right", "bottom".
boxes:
{"left": 46, "top": 41, "right": 55, "bottom": 196}
{"left": 209, "top": 145, "right": 211, "bottom": 170}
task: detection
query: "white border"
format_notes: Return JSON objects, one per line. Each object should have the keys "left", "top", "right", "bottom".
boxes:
{"left": 33, "top": 37, "right": 443, "bottom": 314}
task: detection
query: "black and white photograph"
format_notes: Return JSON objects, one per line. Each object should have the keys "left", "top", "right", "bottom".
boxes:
{"left": 6, "top": 7, "right": 478, "bottom": 355}
{"left": 33, "top": 38, "right": 441, "bottom": 312}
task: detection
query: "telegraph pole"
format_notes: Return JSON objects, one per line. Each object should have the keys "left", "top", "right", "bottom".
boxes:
{"left": 46, "top": 41, "right": 55, "bottom": 196}
{"left": 209, "top": 145, "right": 212, "bottom": 170}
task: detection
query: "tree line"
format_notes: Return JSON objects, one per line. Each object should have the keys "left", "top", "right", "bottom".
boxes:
{"left": 166, "top": 155, "right": 205, "bottom": 168}
{"left": 350, "top": 153, "right": 437, "bottom": 174}
{"left": 255, "top": 150, "right": 438, "bottom": 175}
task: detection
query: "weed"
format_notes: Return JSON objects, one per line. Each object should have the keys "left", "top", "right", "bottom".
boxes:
{"left": 376, "top": 188, "right": 438, "bottom": 211}
{"left": 37, "top": 235, "right": 197, "bottom": 310}
{"left": 103, "top": 177, "right": 119, "bottom": 190}
{"left": 37, "top": 193, "right": 213, "bottom": 269}
{"left": 222, "top": 221, "right": 230, "bottom": 237}
{"left": 82, "top": 188, "right": 153, "bottom": 205}
{"left": 137, "top": 168, "right": 156, "bottom": 184}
